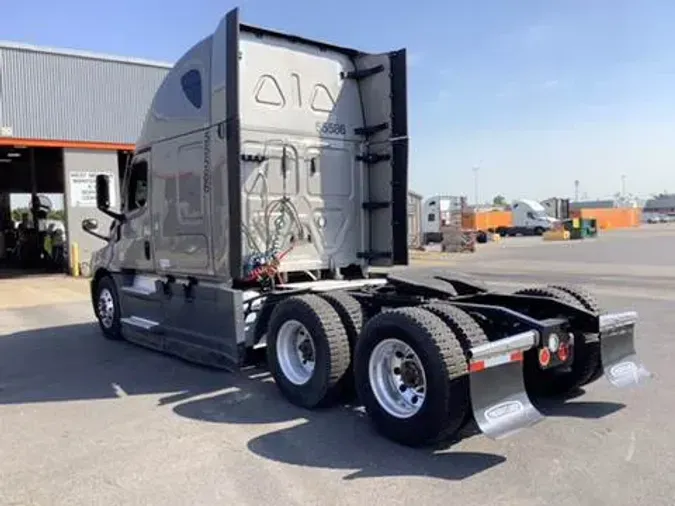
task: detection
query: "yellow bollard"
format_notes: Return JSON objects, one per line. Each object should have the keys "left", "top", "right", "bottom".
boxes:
{"left": 71, "top": 242, "right": 80, "bottom": 277}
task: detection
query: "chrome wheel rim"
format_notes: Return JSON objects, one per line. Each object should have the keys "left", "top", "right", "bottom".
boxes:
{"left": 276, "top": 320, "right": 316, "bottom": 385}
{"left": 368, "top": 338, "right": 427, "bottom": 418}
{"left": 98, "top": 288, "right": 115, "bottom": 329}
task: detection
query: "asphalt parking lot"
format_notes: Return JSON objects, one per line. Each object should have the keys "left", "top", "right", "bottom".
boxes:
{"left": 1, "top": 225, "right": 673, "bottom": 506}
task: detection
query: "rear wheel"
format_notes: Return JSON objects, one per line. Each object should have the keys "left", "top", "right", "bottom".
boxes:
{"left": 319, "top": 291, "right": 364, "bottom": 398}
{"left": 422, "top": 303, "right": 489, "bottom": 426}
{"left": 354, "top": 307, "right": 469, "bottom": 447}
{"left": 266, "top": 294, "right": 351, "bottom": 409}
{"left": 548, "top": 284, "right": 601, "bottom": 313}
{"left": 421, "top": 303, "right": 489, "bottom": 354}
{"left": 546, "top": 284, "right": 604, "bottom": 386}
{"left": 514, "top": 286, "right": 600, "bottom": 397}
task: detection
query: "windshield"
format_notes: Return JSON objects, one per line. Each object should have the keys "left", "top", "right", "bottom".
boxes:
{"left": 527, "top": 210, "right": 549, "bottom": 219}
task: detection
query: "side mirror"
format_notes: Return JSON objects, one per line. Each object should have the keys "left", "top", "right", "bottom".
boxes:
{"left": 96, "top": 174, "right": 110, "bottom": 210}
{"left": 81, "top": 217, "right": 109, "bottom": 241}
{"left": 94, "top": 174, "right": 124, "bottom": 223}
{"left": 81, "top": 218, "right": 99, "bottom": 232}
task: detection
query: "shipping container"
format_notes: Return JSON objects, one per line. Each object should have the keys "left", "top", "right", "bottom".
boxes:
{"left": 462, "top": 210, "right": 513, "bottom": 231}
{"left": 570, "top": 208, "right": 642, "bottom": 230}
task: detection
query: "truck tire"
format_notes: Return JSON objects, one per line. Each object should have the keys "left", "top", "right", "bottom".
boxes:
{"left": 354, "top": 307, "right": 469, "bottom": 447}
{"left": 546, "top": 284, "right": 604, "bottom": 386}
{"left": 547, "top": 284, "right": 601, "bottom": 313}
{"left": 513, "top": 286, "right": 600, "bottom": 397}
{"left": 94, "top": 276, "right": 123, "bottom": 340}
{"left": 421, "top": 303, "right": 489, "bottom": 355}
{"left": 319, "top": 291, "right": 364, "bottom": 398}
{"left": 421, "top": 303, "right": 489, "bottom": 425}
{"left": 266, "top": 294, "right": 351, "bottom": 409}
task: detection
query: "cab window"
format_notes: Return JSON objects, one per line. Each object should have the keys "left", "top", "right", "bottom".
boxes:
{"left": 126, "top": 160, "right": 148, "bottom": 212}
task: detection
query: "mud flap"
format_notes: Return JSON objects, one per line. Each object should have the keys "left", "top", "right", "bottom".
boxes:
{"left": 468, "top": 330, "right": 544, "bottom": 439}
{"left": 599, "top": 311, "right": 651, "bottom": 388}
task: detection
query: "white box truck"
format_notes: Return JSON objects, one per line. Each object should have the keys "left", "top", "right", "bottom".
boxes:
{"left": 497, "top": 199, "right": 560, "bottom": 237}
{"left": 81, "top": 8, "right": 649, "bottom": 447}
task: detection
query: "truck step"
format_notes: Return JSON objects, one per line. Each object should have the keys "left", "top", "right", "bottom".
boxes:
{"left": 121, "top": 316, "right": 162, "bottom": 331}
{"left": 120, "top": 275, "right": 159, "bottom": 300}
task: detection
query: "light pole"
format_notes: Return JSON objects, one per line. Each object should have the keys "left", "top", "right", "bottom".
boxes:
{"left": 574, "top": 180, "right": 580, "bottom": 201}
{"left": 473, "top": 166, "right": 479, "bottom": 207}
{"left": 621, "top": 174, "right": 627, "bottom": 197}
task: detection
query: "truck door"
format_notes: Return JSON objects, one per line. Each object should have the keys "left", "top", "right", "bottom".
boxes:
{"left": 113, "top": 151, "right": 164, "bottom": 326}
{"left": 117, "top": 151, "right": 153, "bottom": 273}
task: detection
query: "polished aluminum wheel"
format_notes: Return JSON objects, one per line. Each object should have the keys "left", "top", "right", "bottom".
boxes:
{"left": 368, "top": 338, "right": 427, "bottom": 418}
{"left": 276, "top": 319, "right": 316, "bottom": 385}
{"left": 97, "top": 288, "right": 115, "bottom": 329}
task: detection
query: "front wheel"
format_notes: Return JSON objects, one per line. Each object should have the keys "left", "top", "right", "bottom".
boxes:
{"left": 94, "top": 276, "right": 123, "bottom": 340}
{"left": 354, "top": 307, "right": 469, "bottom": 447}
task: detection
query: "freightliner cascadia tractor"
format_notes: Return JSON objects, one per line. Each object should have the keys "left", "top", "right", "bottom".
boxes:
{"left": 82, "top": 7, "right": 649, "bottom": 447}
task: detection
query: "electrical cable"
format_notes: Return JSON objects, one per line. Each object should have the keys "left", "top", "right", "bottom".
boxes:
{"left": 241, "top": 143, "right": 306, "bottom": 287}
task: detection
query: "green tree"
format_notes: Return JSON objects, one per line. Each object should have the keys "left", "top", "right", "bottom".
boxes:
{"left": 11, "top": 207, "right": 65, "bottom": 223}
{"left": 492, "top": 194, "right": 507, "bottom": 207}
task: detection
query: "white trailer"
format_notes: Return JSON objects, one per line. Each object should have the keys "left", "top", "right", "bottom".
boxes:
{"left": 421, "top": 195, "right": 465, "bottom": 244}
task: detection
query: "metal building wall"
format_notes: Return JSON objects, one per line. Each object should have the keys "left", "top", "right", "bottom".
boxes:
{"left": 0, "top": 43, "right": 171, "bottom": 144}
{"left": 62, "top": 149, "right": 121, "bottom": 274}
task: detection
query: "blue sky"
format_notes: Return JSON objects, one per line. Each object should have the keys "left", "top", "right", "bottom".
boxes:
{"left": 5, "top": 0, "right": 675, "bottom": 203}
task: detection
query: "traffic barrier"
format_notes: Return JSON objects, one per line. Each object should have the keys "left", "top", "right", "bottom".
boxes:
{"left": 543, "top": 230, "right": 570, "bottom": 241}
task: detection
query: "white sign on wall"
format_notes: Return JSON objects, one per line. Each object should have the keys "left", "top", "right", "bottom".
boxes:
{"left": 69, "top": 171, "right": 117, "bottom": 208}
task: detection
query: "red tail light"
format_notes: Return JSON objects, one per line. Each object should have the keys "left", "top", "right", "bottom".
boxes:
{"left": 557, "top": 342, "right": 570, "bottom": 362}
{"left": 538, "top": 347, "right": 551, "bottom": 366}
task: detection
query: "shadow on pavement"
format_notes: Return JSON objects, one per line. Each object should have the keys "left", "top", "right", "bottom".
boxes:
{"left": 0, "top": 322, "right": 230, "bottom": 404}
{"left": 0, "top": 268, "right": 63, "bottom": 280}
{"left": 538, "top": 399, "right": 626, "bottom": 419}
{"left": 0, "top": 322, "right": 506, "bottom": 481}
{"left": 531, "top": 387, "right": 626, "bottom": 419}
{"left": 175, "top": 388, "right": 506, "bottom": 481}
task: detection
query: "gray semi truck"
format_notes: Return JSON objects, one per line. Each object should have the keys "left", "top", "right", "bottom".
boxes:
{"left": 81, "top": 7, "right": 649, "bottom": 447}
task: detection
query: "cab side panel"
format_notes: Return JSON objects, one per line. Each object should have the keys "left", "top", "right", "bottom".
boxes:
{"left": 150, "top": 38, "right": 214, "bottom": 276}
